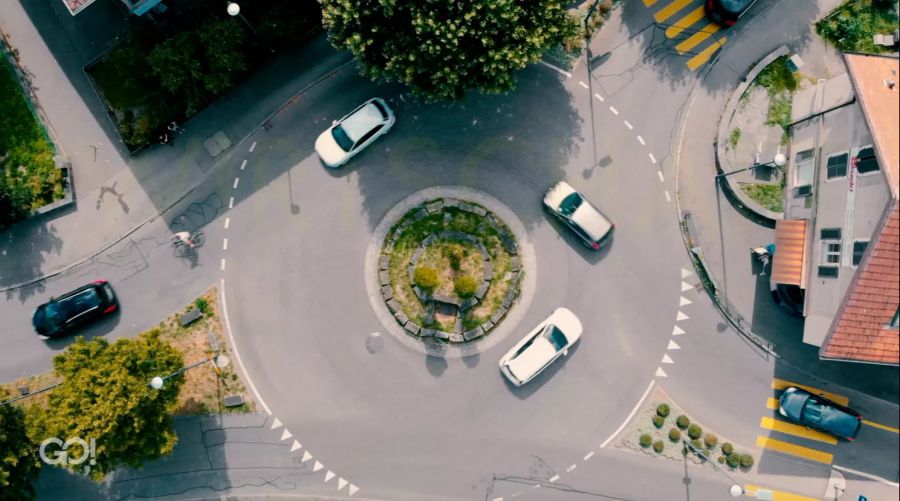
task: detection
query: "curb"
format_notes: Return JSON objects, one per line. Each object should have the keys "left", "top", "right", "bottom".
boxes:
{"left": 0, "top": 57, "right": 353, "bottom": 294}
{"left": 714, "top": 45, "right": 790, "bottom": 224}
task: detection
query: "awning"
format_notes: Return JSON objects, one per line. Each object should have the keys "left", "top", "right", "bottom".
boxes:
{"left": 772, "top": 219, "right": 808, "bottom": 286}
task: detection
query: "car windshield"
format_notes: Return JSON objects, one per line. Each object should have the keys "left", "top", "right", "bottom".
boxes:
{"left": 331, "top": 125, "right": 354, "bottom": 152}
{"left": 42, "top": 302, "right": 65, "bottom": 331}
{"left": 558, "top": 192, "right": 583, "bottom": 217}
{"left": 544, "top": 325, "right": 568, "bottom": 351}
{"left": 720, "top": 0, "right": 752, "bottom": 13}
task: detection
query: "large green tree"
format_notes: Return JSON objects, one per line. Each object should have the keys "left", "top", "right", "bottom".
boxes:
{"left": 33, "top": 332, "right": 183, "bottom": 480}
{"left": 321, "top": 0, "right": 580, "bottom": 100}
{"left": 0, "top": 390, "right": 39, "bottom": 500}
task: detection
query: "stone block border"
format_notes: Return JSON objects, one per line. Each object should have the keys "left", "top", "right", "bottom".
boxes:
{"left": 364, "top": 186, "right": 537, "bottom": 359}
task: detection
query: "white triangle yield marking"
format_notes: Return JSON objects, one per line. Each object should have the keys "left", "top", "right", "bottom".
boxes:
{"left": 349, "top": 484, "right": 359, "bottom": 496}
{"left": 301, "top": 451, "right": 313, "bottom": 463}
{"left": 655, "top": 367, "right": 668, "bottom": 378}
{"left": 681, "top": 268, "right": 693, "bottom": 278}
{"left": 679, "top": 296, "right": 692, "bottom": 306}
{"left": 676, "top": 311, "right": 690, "bottom": 321}
{"left": 290, "top": 440, "right": 302, "bottom": 452}
{"left": 681, "top": 281, "right": 693, "bottom": 292}
{"left": 672, "top": 325, "right": 685, "bottom": 336}
{"left": 668, "top": 340, "right": 681, "bottom": 350}
{"left": 280, "top": 429, "right": 292, "bottom": 441}
{"left": 661, "top": 353, "right": 674, "bottom": 364}
{"left": 313, "top": 460, "right": 323, "bottom": 472}
{"left": 338, "top": 478, "right": 348, "bottom": 490}
{"left": 270, "top": 417, "right": 282, "bottom": 430}
{"left": 324, "top": 470, "right": 335, "bottom": 483}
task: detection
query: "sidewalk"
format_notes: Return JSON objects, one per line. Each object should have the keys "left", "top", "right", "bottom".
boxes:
{"left": 674, "top": 3, "right": 900, "bottom": 402}
{"left": 0, "top": 1, "right": 350, "bottom": 291}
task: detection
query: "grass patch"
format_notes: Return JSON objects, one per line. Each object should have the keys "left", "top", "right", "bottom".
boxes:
{"left": 729, "top": 128, "right": 741, "bottom": 150}
{"left": 754, "top": 56, "right": 798, "bottom": 96}
{"left": 0, "top": 57, "right": 63, "bottom": 228}
{"left": 816, "top": 0, "right": 900, "bottom": 53}
{"left": 740, "top": 183, "right": 783, "bottom": 212}
{"left": 1, "top": 288, "right": 255, "bottom": 415}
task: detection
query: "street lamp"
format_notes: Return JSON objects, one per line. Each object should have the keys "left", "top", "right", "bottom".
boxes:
{"left": 226, "top": 2, "right": 257, "bottom": 34}
{"left": 150, "top": 355, "right": 230, "bottom": 390}
{"left": 717, "top": 152, "right": 786, "bottom": 179}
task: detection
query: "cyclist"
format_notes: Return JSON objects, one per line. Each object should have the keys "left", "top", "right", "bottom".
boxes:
{"left": 173, "top": 231, "right": 195, "bottom": 248}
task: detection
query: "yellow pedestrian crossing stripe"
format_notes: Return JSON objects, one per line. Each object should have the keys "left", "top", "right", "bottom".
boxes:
{"left": 665, "top": 6, "right": 706, "bottom": 38}
{"left": 770, "top": 378, "right": 850, "bottom": 407}
{"left": 863, "top": 419, "right": 900, "bottom": 434}
{"left": 676, "top": 23, "right": 721, "bottom": 54}
{"left": 643, "top": 0, "right": 659, "bottom": 6}
{"left": 744, "top": 485, "right": 821, "bottom": 501}
{"left": 654, "top": 0, "right": 693, "bottom": 23}
{"left": 766, "top": 397, "right": 779, "bottom": 410}
{"left": 756, "top": 436, "right": 833, "bottom": 464}
{"left": 759, "top": 417, "right": 838, "bottom": 445}
{"left": 686, "top": 36, "right": 726, "bottom": 70}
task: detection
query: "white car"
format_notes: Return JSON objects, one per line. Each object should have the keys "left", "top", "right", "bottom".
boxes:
{"left": 499, "top": 308, "right": 583, "bottom": 386}
{"left": 315, "top": 97, "right": 396, "bottom": 168}
{"left": 543, "top": 181, "right": 614, "bottom": 250}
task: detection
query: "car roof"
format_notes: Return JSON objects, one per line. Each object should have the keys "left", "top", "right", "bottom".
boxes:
{"left": 506, "top": 335, "right": 557, "bottom": 382}
{"left": 341, "top": 101, "right": 384, "bottom": 143}
{"left": 571, "top": 203, "right": 612, "bottom": 241}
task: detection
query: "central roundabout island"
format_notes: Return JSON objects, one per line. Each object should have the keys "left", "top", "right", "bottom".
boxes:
{"left": 378, "top": 197, "right": 522, "bottom": 343}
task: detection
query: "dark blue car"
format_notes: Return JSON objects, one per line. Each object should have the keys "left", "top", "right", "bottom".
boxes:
{"left": 779, "top": 387, "right": 862, "bottom": 441}
{"left": 32, "top": 280, "right": 118, "bottom": 338}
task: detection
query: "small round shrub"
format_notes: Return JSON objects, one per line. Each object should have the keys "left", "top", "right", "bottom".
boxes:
{"left": 414, "top": 267, "right": 439, "bottom": 289}
{"left": 717, "top": 456, "right": 726, "bottom": 464}
{"left": 721, "top": 442, "right": 734, "bottom": 456}
{"left": 652, "top": 415, "right": 665, "bottom": 428}
{"left": 668, "top": 427, "right": 681, "bottom": 442}
{"left": 704, "top": 433, "right": 718, "bottom": 449}
{"left": 639, "top": 434, "right": 652, "bottom": 448}
{"left": 653, "top": 440, "right": 664, "bottom": 453}
{"left": 726, "top": 454, "right": 740, "bottom": 469}
{"left": 656, "top": 403, "right": 670, "bottom": 417}
{"left": 676, "top": 415, "right": 690, "bottom": 429}
{"left": 688, "top": 423, "right": 702, "bottom": 440}
{"left": 740, "top": 454, "right": 754, "bottom": 469}
{"left": 454, "top": 275, "right": 478, "bottom": 297}
{"left": 446, "top": 247, "right": 464, "bottom": 271}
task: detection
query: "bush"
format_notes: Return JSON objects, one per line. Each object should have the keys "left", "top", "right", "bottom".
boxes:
{"left": 656, "top": 403, "right": 670, "bottom": 417}
{"left": 445, "top": 247, "right": 464, "bottom": 271}
{"left": 676, "top": 415, "right": 690, "bottom": 429}
{"left": 652, "top": 415, "right": 665, "bottom": 428}
{"left": 652, "top": 440, "right": 664, "bottom": 453}
{"left": 668, "top": 428, "right": 681, "bottom": 442}
{"left": 740, "top": 454, "right": 754, "bottom": 469}
{"left": 721, "top": 442, "right": 734, "bottom": 456}
{"left": 687, "top": 423, "right": 702, "bottom": 440}
{"left": 454, "top": 275, "right": 478, "bottom": 298}
{"left": 639, "top": 434, "right": 652, "bottom": 448}
{"left": 726, "top": 454, "right": 740, "bottom": 469}
{"left": 704, "top": 433, "right": 718, "bottom": 450}
{"left": 414, "top": 267, "right": 439, "bottom": 290}
{"left": 194, "top": 297, "right": 210, "bottom": 315}
{"left": 717, "top": 456, "right": 726, "bottom": 464}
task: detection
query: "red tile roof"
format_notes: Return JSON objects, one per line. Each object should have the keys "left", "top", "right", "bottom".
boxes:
{"left": 821, "top": 204, "right": 900, "bottom": 364}
{"left": 62, "top": 0, "right": 98, "bottom": 15}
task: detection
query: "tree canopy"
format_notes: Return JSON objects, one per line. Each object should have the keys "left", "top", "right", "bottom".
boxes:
{"left": 1, "top": 390, "right": 39, "bottom": 500}
{"left": 321, "top": 0, "right": 580, "bottom": 100}
{"left": 32, "top": 332, "right": 183, "bottom": 480}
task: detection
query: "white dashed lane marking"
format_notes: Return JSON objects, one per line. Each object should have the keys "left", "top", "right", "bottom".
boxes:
{"left": 220, "top": 259, "right": 226, "bottom": 271}
{"left": 584, "top": 451, "right": 594, "bottom": 460}
{"left": 657, "top": 170, "right": 664, "bottom": 182}
{"left": 665, "top": 190, "right": 671, "bottom": 202}
{"left": 649, "top": 153, "right": 657, "bottom": 164}
{"left": 222, "top": 238, "right": 228, "bottom": 250}
{"left": 228, "top": 196, "right": 234, "bottom": 209}
{"left": 624, "top": 120, "right": 633, "bottom": 130}
{"left": 249, "top": 141, "right": 257, "bottom": 152}
{"left": 594, "top": 92, "right": 605, "bottom": 102}
{"left": 609, "top": 106, "right": 619, "bottom": 115}
{"left": 549, "top": 475, "right": 559, "bottom": 482}
{"left": 566, "top": 464, "right": 577, "bottom": 472}
{"left": 233, "top": 177, "right": 240, "bottom": 189}
{"left": 637, "top": 135, "right": 646, "bottom": 145}
{"left": 224, "top": 217, "right": 230, "bottom": 229}
{"left": 579, "top": 81, "right": 589, "bottom": 89}
{"left": 240, "top": 159, "right": 247, "bottom": 170}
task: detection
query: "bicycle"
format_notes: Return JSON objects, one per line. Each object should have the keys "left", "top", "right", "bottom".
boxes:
{"left": 171, "top": 230, "right": 205, "bottom": 257}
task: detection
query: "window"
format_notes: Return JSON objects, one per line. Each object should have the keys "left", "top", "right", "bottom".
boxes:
{"left": 795, "top": 149, "right": 815, "bottom": 186}
{"left": 890, "top": 308, "right": 899, "bottom": 329}
{"left": 826, "top": 153, "right": 848, "bottom": 179}
{"left": 852, "top": 240, "right": 869, "bottom": 266}
{"left": 821, "top": 228, "right": 841, "bottom": 240}
{"left": 821, "top": 242, "right": 842, "bottom": 264}
{"left": 818, "top": 266, "right": 839, "bottom": 277}
{"left": 855, "top": 146, "right": 880, "bottom": 174}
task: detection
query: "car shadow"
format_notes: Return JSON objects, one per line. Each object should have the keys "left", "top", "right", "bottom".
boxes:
{"left": 503, "top": 340, "right": 582, "bottom": 400}
{"left": 42, "top": 310, "right": 121, "bottom": 351}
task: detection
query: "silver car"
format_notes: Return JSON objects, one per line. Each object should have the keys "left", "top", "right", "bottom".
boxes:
{"left": 499, "top": 308, "right": 583, "bottom": 386}
{"left": 315, "top": 97, "right": 396, "bottom": 168}
{"left": 543, "top": 181, "right": 614, "bottom": 250}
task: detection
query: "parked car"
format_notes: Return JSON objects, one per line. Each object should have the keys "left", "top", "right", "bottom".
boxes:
{"left": 32, "top": 280, "right": 118, "bottom": 338}
{"left": 778, "top": 386, "right": 862, "bottom": 441}
{"left": 704, "top": 0, "right": 758, "bottom": 27}
{"left": 543, "top": 181, "right": 614, "bottom": 250}
{"left": 499, "top": 308, "right": 583, "bottom": 386}
{"left": 314, "top": 97, "right": 396, "bottom": 168}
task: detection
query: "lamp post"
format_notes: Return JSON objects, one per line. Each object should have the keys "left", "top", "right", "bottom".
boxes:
{"left": 226, "top": 2, "right": 257, "bottom": 34}
{"left": 583, "top": 0, "right": 602, "bottom": 169}
{"left": 150, "top": 355, "right": 230, "bottom": 390}
{"left": 717, "top": 152, "right": 786, "bottom": 179}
